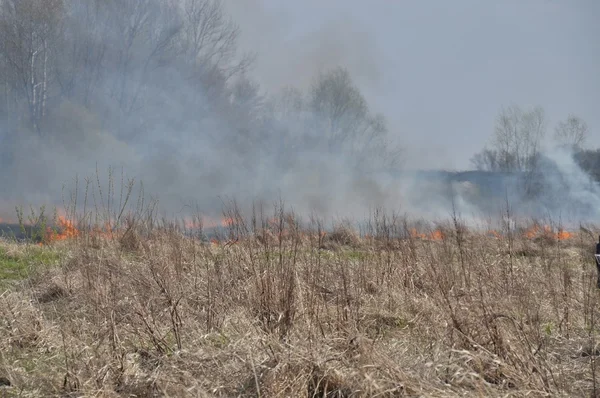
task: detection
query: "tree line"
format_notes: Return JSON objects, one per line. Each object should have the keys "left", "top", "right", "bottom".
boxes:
{"left": 0, "top": 0, "right": 593, "bottom": 189}
{"left": 470, "top": 104, "right": 597, "bottom": 180}
{"left": 0, "top": 0, "right": 401, "bottom": 177}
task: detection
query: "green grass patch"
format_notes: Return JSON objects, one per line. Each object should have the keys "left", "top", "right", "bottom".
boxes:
{"left": 25, "top": 247, "right": 62, "bottom": 266}
{"left": 0, "top": 244, "right": 62, "bottom": 284}
{"left": 0, "top": 248, "right": 27, "bottom": 280}
{"left": 344, "top": 250, "right": 369, "bottom": 261}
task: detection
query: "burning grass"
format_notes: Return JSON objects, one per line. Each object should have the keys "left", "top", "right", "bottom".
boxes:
{"left": 522, "top": 223, "right": 573, "bottom": 241}
{"left": 0, "top": 207, "right": 599, "bottom": 397}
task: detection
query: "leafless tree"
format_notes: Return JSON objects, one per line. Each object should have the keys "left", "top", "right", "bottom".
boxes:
{"left": 554, "top": 114, "right": 588, "bottom": 149}
{"left": 491, "top": 104, "right": 546, "bottom": 172}
{"left": 56, "top": 0, "right": 108, "bottom": 108}
{"left": 99, "top": 0, "right": 181, "bottom": 118}
{"left": 0, "top": 0, "right": 65, "bottom": 133}
{"left": 178, "top": 0, "right": 250, "bottom": 74}
{"left": 309, "top": 67, "right": 401, "bottom": 171}
{"left": 470, "top": 148, "right": 501, "bottom": 172}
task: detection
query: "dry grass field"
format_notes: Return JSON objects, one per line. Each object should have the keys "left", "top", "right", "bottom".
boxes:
{"left": 1, "top": 204, "right": 600, "bottom": 397}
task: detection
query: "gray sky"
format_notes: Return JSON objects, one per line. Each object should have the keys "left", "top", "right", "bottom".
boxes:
{"left": 224, "top": 0, "right": 599, "bottom": 170}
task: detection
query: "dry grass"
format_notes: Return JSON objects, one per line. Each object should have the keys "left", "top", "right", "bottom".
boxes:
{"left": 1, "top": 207, "right": 600, "bottom": 397}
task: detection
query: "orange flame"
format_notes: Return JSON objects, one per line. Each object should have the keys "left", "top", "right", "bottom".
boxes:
{"left": 523, "top": 224, "right": 572, "bottom": 241}
{"left": 487, "top": 230, "right": 501, "bottom": 238}
{"left": 184, "top": 216, "right": 237, "bottom": 229}
{"left": 524, "top": 225, "right": 539, "bottom": 239}
{"left": 410, "top": 228, "right": 444, "bottom": 240}
{"left": 46, "top": 216, "right": 79, "bottom": 242}
{"left": 222, "top": 217, "right": 236, "bottom": 227}
{"left": 409, "top": 228, "right": 425, "bottom": 239}
{"left": 430, "top": 229, "right": 444, "bottom": 240}
{"left": 42, "top": 216, "right": 120, "bottom": 244}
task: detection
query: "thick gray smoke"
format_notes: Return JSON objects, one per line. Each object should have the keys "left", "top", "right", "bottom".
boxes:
{"left": 394, "top": 147, "right": 600, "bottom": 228}
{"left": 0, "top": 0, "right": 597, "bottom": 230}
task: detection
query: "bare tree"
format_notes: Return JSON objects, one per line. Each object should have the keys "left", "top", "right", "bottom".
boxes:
{"left": 470, "top": 148, "right": 501, "bottom": 172}
{"left": 308, "top": 67, "right": 401, "bottom": 171}
{"left": 0, "top": 0, "right": 65, "bottom": 133}
{"left": 310, "top": 67, "right": 367, "bottom": 145}
{"left": 225, "top": 74, "right": 268, "bottom": 156}
{"left": 491, "top": 104, "right": 546, "bottom": 172}
{"left": 178, "top": 0, "right": 249, "bottom": 74}
{"left": 574, "top": 149, "right": 600, "bottom": 182}
{"left": 554, "top": 114, "right": 588, "bottom": 150}
{"left": 101, "top": 0, "right": 181, "bottom": 116}
{"left": 56, "top": 0, "right": 108, "bottom": 108}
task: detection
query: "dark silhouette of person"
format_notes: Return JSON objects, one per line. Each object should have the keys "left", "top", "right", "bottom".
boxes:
{"left": 596, "top": 235, "right": 600, "bottom": 288}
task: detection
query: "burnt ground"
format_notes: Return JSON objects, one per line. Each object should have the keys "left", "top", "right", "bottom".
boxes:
{"left": 0, "top": 223, "right": 40, "bottom": 242}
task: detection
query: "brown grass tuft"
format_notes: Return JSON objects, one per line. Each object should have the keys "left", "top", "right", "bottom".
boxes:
{"left": 324, "top": 221, "right": 361, "bottom": 248}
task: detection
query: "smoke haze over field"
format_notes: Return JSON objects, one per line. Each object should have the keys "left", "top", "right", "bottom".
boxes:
{"left": 0, "top": 0, "right": 598, "bottom": 227}
{"left": 224, "top": 0, "right": 600, "bottom": 170}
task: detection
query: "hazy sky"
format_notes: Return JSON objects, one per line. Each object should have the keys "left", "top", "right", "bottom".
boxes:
{"left": 224, "top": 0, "right": 599, "bottom": 170}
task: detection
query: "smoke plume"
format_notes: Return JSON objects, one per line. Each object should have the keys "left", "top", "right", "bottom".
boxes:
{"left": 0, "top": 0, "right": 597, "bottom": 231}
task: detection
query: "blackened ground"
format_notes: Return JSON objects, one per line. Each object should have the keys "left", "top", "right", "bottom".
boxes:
{"left": 0, "top": 222, "right": 225, "bottom": 243}
{"left": 0, "top": 223, "right": 42, "bottom": 242}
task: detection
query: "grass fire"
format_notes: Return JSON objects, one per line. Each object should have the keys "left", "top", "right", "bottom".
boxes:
{"left": 0, "top": 0, "right": 598, "bottom": 397}
{"left": 1, "top": 195, "right": 598, "bottom": 397}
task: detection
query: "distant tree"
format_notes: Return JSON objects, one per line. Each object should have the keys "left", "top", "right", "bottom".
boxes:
{"left": 471, "top": 104, "right": 546, "bottom": 173}
{"left": 470, "top": 148, "right": 502, "bottom": 172}
{"left": 227, "top": 74, "right": 267, "bottom": 157}
{"left": 574, "top": 149, "right": 600, "bottom": 182}
{"left": 57, "top": 0, "right": 108, "bottom": 109}
{"left": 554, "top": 114, "right": 588, "bottom": 150}
{"left": 0, "top": 0, "right": 65, "bottom": 133}
{"left": 104, "top": 0, "right": 182, "bottom": 120}
{"left": 308, "top": 67, "right": 401, "bottom": 171}
{"left": 495, "top": 104, "right": 546, "bottom": 172}
{"left": 178, "top": 0, "right": 252, "bottom": 77}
